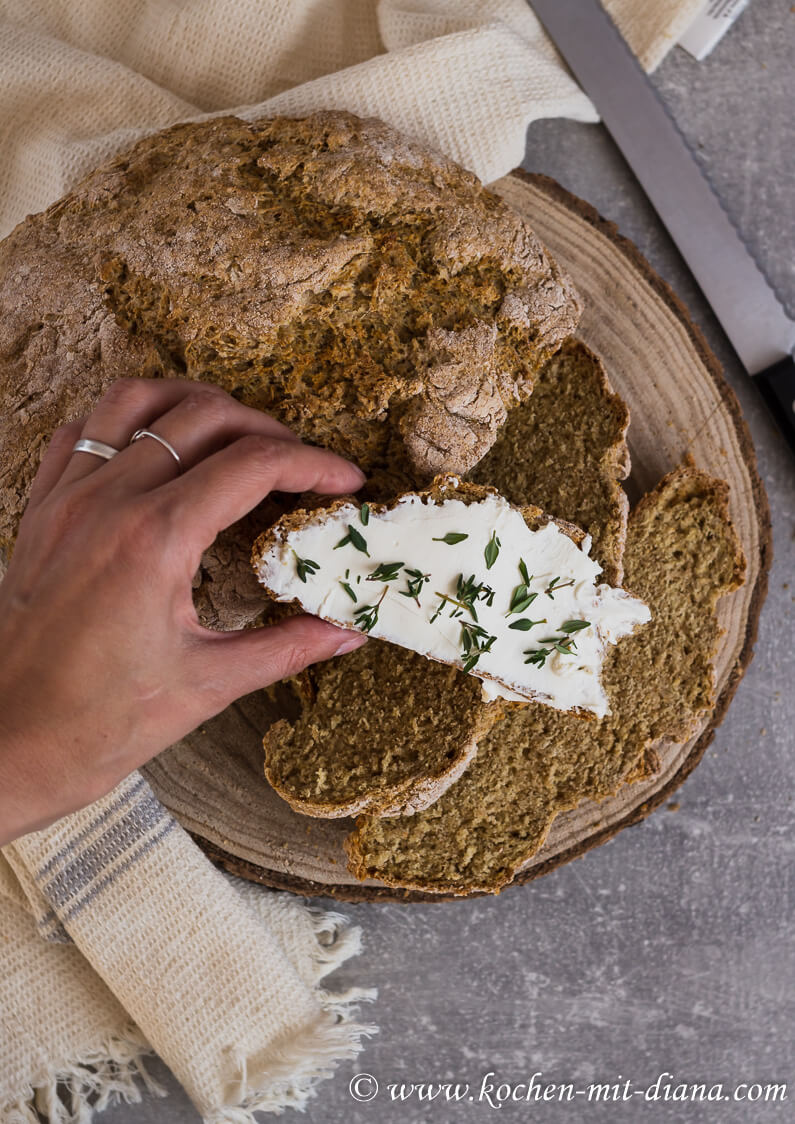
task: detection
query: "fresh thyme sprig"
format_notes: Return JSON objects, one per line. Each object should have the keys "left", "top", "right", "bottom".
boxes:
{"left": 544, "top": 576, "right": 575, "bottom": 598}
{"left": 334, "top": 524, "right": 370, "bottom": 556}
{"left": 459, "top": 621, "right": 498, "bottom": 674}
{"left": 367, "top": 561, "right": 404, "bottom": 582}
{"left": 292, "top": 550, "right": 320, "bottom": 583}
{"left": 399, "top": 567, "right": 431, "bottom": 605}
{"left": 432, "top": 532, "right": 469, "bottom": 545}
{"left": 523, "top": 620, "right": 591, "bottom": 665}
{"left": 353, "top": 586, "right": 388, "bottom": 633}
{"left": 524, "top": 646, "right": 554, "bottom": 668}
{"left": 484, "top": 531, "right": 501, "bottom": 570}
{"left": 430, "top": 574, "right": 495, "bottom": 623}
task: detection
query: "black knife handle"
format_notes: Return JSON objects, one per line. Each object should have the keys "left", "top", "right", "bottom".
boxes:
{"left": 754, "top": 356, "right": 795, "bottom": 457}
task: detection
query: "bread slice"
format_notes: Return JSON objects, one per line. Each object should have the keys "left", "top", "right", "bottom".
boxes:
{"left": 261, "top": 643, "right": 502, "bottom": 818}
{"left": 470, "top": 338, "right": 630, "bottom": 584}
{"left": 252, "top": 475, "right": 650, "bottom": 714}
{"left": 345, "top": 464, "right": 745, "bottom": 894}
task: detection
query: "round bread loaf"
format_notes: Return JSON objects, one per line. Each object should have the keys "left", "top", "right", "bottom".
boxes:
{"left": 0, "top": 112, "right": 580, "bottom": 593}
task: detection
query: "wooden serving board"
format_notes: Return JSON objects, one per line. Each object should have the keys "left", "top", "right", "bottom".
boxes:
{"left": 142, "top": 172, "right": 770, "bottom": 901}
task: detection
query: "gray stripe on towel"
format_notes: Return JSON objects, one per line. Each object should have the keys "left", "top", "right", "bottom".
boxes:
{"left": 37, "top": 774, "right": 149, "bottom": 880}
{"left": 62, "top": 817, "right": 177, "bottom": 922}
{"left": 37, "top": 909, "right": 72, "bottom": 944}
{"left": 39, "top": 789, "right": 167, "bottom": 910}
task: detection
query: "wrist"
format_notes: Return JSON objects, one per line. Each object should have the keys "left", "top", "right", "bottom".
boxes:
{"left": 0, "top": 725, "right": 59, "bottom": 845}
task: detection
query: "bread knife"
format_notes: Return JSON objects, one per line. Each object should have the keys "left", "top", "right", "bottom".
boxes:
{"left": 530, "top": 0, "right": 795, "bottom": 456}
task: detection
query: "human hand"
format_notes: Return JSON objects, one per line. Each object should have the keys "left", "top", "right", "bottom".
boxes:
{"left": 0, "top": 378, "right": 368, "bottom": 845}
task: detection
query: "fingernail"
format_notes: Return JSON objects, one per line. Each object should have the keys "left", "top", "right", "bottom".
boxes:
{"left": 334, "top": 632, "right": 368, "bottom": 656}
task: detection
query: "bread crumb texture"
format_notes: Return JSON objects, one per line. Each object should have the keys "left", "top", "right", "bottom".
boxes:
{"left": 345, "top": 465, "right": 745, "bottom": 894}
{"left": 260, "top": 347, "right": 631, "bottom": 822}
{"left": 0, "top": 111, "right": 581, "bottom": 572}
{"left": 470, "top": 338, "right": 630, "bottom": 585}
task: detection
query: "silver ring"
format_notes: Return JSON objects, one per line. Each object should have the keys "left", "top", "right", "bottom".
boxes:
{"left": 129, "top": 428, "right": 183, "bottom": 473}
{"left": 72, "top": 437, "right": 120, "bottom": 461}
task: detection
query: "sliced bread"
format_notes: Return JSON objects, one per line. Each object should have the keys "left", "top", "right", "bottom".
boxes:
{"left": 470, "top": 338, "right": 630, "bottom": 585}
{"left": 252, "top": 476, "right": 628, "bottom": 819}
{"left": 251, "top": 343, "right": 634, "bottom": 820}
{"left": 345, "top": 464, "right": 746, "bottom": 894}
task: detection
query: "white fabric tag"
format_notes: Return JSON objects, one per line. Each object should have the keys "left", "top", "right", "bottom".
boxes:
{"left": 678, "top": 0, "right": 751, "bottom": 61}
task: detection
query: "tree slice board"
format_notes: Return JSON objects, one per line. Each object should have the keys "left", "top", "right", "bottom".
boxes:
{"left": 142, "top": 172, "right": 770, "bottom": 902}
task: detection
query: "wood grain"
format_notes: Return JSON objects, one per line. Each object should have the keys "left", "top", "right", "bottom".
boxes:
{"left": 142, "top": 172, "right": 770, "bottom": 901}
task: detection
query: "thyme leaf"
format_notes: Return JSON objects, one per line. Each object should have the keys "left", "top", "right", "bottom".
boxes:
{"left": 484, "top": 531, "right": 501, "bottom": 570}
{"left": 508, "top": 617, "right": 546, "bottom": 631}
{"left": 360, "top": 503, "right": 370, "bottom": 525}
{"left": 399, "top": 567, "right": 430, "bottom": 605}
{"left": 353, "top": 586, "right": 387, "bottom": 633}
{"left": 292, "top": 551, "right": 320, "bottom": 583}
{"left": 367, "top": 561, "right": 404, "bottom": 582}
{"left": 459, "top": 621, "right": 497, "bottom": 674}
{"left": 432, "top": 532, "right": 469, "bottom": 545}
{"left": 334, "top": 524, "right": 370, "bottom": 556}
{"left": 340, "top": 581, "right": 357, "bottom": 602}
{"left": 560, "top": 619, "right": 591, "bottom": 634}
{"left": 545, "top": 576, "right": 575, "bottom": 598}
{"left": 430, "top": 574, "right": 494, "bottom": 624}
{"left": 518, "top": 558, "right": 531, "bottom": 585}
{"left": 507, "top": 585, "right": 539, "bottom": 616}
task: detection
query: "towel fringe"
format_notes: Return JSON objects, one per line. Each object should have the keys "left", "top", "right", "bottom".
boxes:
{"left": 203, "top": 1008, "right": 378, "bottom": 1123}
{"left": 1, "top": 1026, "right": 166, "bottom": 1124}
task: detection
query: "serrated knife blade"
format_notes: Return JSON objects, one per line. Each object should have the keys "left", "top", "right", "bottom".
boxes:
{"left": 530, "top": 0, "right": 795, "bottom": 455}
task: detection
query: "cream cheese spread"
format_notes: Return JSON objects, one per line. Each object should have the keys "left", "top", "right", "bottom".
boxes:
{"left": 253, "top": 479, "right": 650, "bottom": 717}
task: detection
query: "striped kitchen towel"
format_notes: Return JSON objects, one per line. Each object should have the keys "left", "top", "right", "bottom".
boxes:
{"left": 1, "top": 772, "right": 376, "bottom": 1122}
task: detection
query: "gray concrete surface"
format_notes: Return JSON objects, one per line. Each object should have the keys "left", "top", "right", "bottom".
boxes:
{"left": 98, "top": 2, "right": 795, "bottom": 1120}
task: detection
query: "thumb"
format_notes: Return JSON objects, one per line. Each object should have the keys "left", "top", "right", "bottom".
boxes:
{"left": 194, "top": 613, "right": 368, "bottom": 706}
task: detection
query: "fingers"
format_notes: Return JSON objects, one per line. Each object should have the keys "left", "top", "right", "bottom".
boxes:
{"left": 103, "top": 380, "right": 300, "bottom": 493}
{"left": 157, "top": 434, "right": 367, "bottom": 558}
{"left": 59, "top": 378, "right": 198, "bottom": 487}
{"left": 191, "top": 614, "right": 368, "bottom": 710}
{"left": 59, "top": 377, "right": 297, "bottom": 489}
{"left": 23, "top": 419, "right": 87, "bottom": 511}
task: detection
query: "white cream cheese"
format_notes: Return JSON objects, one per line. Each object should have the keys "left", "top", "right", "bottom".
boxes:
{"left": 254, "top": 479, "right": 651, "bottom": 717}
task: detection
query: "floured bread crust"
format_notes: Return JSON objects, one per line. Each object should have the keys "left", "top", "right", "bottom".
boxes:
{"left": 0, "top": 111, "right": 581, "bottom": 618}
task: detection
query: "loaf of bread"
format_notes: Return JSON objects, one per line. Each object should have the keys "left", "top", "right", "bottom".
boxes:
{"left": 0, "top": 111, "right": 581, "bottom": 596}
{"left": 346, "top": 464, "right": 746, "bottom": 893}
